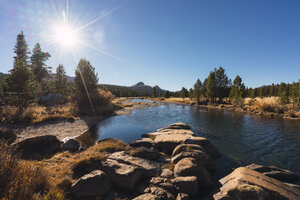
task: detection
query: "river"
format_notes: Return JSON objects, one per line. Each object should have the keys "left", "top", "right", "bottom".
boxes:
{"left": 96, "top": 99, "right": 300, "bottom": 174}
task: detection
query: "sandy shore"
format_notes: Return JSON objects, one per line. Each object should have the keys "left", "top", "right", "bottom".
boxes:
{"left": 15, "top": 98, "right": 158, "bottom": 142}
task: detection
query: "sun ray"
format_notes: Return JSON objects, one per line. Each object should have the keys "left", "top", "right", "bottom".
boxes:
{"left": 78, "top": 40, "right": 140, "bottom": 70}
{"left": 75, "top": 0, "right": 128, "bottom": 33}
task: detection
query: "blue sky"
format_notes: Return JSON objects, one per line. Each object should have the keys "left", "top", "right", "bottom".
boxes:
{"left": 0, "top": 0, "right": 299, "bottom": 91}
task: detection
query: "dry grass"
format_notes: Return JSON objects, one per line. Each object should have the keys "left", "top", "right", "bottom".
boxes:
{"left": 169, "top": 162, "right": 175, "bottom": 171}
{"left": 0, "top": 104, "right": 76, "bottom": 125}
{"left": 252, "top": 98, "right": 286, "bottom": 114}
{"left": 161, "top": 97, "right": 193, "bottom": 104}
{"left": 0, "top": 143, "right": 65, "bottom": 200}
{"left": 30, "top": 139, "right": 130, "bottom": 190}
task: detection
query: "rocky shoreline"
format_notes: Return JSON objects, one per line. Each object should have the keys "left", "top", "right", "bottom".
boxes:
{"left": 13, "top": 122, "right": 300, "bottom": 199}
{"left": 7, "top": 98, "right": 158, "bottom": 143}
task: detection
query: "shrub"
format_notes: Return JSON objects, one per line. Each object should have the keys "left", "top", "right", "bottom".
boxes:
{"left": 0, "top": 143, "right": 65, "bottom": 200}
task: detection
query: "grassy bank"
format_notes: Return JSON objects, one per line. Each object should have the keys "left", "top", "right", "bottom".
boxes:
{"left": 0, "top": 139, "right": 133, "bottom": 200}
{"left": 152, "top": 97, "right": 300, "bottom": 119}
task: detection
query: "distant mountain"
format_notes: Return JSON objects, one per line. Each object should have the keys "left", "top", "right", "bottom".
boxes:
{"left": 99, "top": 81, "right": 166, "bottom": 97}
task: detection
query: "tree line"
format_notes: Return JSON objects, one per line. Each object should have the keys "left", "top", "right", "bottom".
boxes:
{"left": 0, "top": 32, "right": 105, "bottom": 114}
{"left": 170, "top": 66, "right": 299, "bottom": 108}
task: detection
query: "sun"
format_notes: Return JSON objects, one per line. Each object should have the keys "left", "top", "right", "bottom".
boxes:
{"left": 52, "top": 23, "right": 79, "bottom": 49}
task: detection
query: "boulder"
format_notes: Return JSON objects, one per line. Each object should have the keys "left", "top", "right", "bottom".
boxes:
{"left": 100, "top": 151, "right": 160, "bottom": 190}
{"left": 130, "top": 147, "right": 160, "bottom": 160}
{"left": 133, "top": 193, "right": 159, "bottom": 200}
{"left": 174, "top": 157, "right": 212, "bottom": 187}
{"left": 142, "top": 129, "right": 194, "bottom": 139}
{"left": 171, "top": 150, "right": 216, "bottom": 172}
{"left": 161, "top": 168, "right": 173, "bottom": 178}
{"left": 172, "top": 144, "right": 205, "bottom": 158}
{"left": 150, "top": 177, "right": 178, "bottom": 194}
{"left": 246, "top": 164, "right": 300, "bottom": 184}
{"left": 154, "top": 134, "right": 193, "bottom": 154}
{"left": 61, "top": 138, "right": 80, "bottom": 152}
{"left": 176, "top": 193, "right": 189, "bottom": 200}
{"left": 182, "top": 137, "right": 221, "bottom": 158}
{"left": 213, "top": 167, "right": 300, "bottom": 200}
{"left": 71, "top": 170, "right": 111, "bottom": 197}
{"left": 14, "top": 135, "right": 62, "bottom": 159}
{"left": 144, "top": 186, "right": 174, "bottom": 199}
{"left": 171, "top": 176, "right": 198, "bottom": 196}
{"left": 129, "top": 138, "right": 154, "bottom": 148}
{"left": 157, "top": 122, "right": 191, "bottom": 131}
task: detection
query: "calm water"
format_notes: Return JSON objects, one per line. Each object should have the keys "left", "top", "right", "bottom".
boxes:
{"left": 97, "top": 100, "right": 300, "bottom": 174}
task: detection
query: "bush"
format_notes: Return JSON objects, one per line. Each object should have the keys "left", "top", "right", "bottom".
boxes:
{"left": 254, "top": 101, "right": 286, "bottom": 114}
{"left": 74, "top": 89, "right": 115, "bottom": 115}
{"left": 0, "top": 128, "right": 17, "bottom": 144}
{"left": 0, "top": 143, "right": 65, "bottom": 200}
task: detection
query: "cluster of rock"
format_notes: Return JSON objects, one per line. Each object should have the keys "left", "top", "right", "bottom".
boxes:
{"left": 14, "top": 122, "right": 300, "bottom": 199}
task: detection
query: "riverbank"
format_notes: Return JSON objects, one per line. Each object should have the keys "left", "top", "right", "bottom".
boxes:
{"left": 1, "top": 97, "right": 158, "bottom": 143}
{"left": 151, "top": 97, "right": 300, "bottom": 120}
{"left": 4, "top": 122, "right": 300, "bottom": 200}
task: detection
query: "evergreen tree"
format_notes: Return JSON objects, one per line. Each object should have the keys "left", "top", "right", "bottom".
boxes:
{"left": 206, "top": 71, "right": 216, "bottom": 102}
{"left": 74, "top": 58, "right": 99, "bottom": 113}
{"left": 214, "top": 67, "right": 231, "bottom": 102}
{"left": 290, "top": 82, "right": 299, "bottom": 109}
{"left": 189, "top": 88, "right": 194, "bottom": 100}
{"left": 30, "top": 43, "right": 51, "bottom": 83}
{"left": 229, "top": 75, "right": 245, "bottom": 105}
{"left": 152, "top": 86, "right": 157, "bottom": 98}
{"left": 279, "top": 82, "right": 289, "bottom": 105}
{"left": 8, "top": 32, "right": 38, "bottom": 112}
{"left": 164, "top": 90, "right": 170, "bottom": 98}
{"left": 55, "top": 64, "right": 67, "bottom": 97}
{"left": 13, "top": 31, "right": 30, "bottom": 66}
{"left": 193, "top": 79, "right": 202, "bottom": 104}
{"left": 180, "top": 87, "right": 188, "bottom": 99}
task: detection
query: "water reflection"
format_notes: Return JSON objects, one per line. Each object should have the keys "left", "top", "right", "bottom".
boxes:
{"left": 96, "top": 100, "right": 300, "bottom": 173}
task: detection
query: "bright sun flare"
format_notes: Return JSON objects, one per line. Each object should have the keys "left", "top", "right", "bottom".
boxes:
{"left": 52, "top": 23, "right": 79, "bottom": 49}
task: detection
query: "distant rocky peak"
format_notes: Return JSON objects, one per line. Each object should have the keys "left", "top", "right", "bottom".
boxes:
{"left": 132, "top": 82, "right": 145, "bottom": 87}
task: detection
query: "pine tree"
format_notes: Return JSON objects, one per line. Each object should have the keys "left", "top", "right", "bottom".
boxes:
{"left": 229, "top": 75, "right": 245, "bottom": 105}
{"left": 180, "top": 87, "right": 188, "bottom": 99}
{"left": 75, "top": 58, "right": 99, "bottom": 102}
{"left": 206, "top": 71, "right": 216, "bottom": 103}
{"left": 152, "top": 86, "right": 157, "bottom": 98}
{"left": 290, "top": 82, "right": 299, "bottom": 109}
{"left": 55, "top": 64, "right": 67, "bottom": 97}
{"left": 30, "top": 43, "right": 51, "bottom": 83}
{"left": 164, "top": 90, "right": 170, "bottom": 98}
{"left": 8, "top": 32, "right": 38, "bottom": 112}
{"left": 214, "top": 67, "right": 231, "bottom": 102}
{"left": 279, "top": 82, "right": 289, "bottom": 105}
{"left": 193, "top": 79, "right": 202, "bottom": 105}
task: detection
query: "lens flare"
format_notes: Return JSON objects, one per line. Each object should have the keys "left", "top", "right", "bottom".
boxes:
{"left": 52, "top": 23, "right": 78, "bottom": 49}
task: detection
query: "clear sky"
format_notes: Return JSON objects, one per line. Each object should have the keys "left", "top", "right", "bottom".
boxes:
{"left": 0, "top": 0, "right": 299, "bottom": 91}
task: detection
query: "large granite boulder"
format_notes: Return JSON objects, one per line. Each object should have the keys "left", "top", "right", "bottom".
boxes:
{"left": 154, "top": 134, "right": 193, "bottom": 154}
{"left": 14, "top": 135, "right": 62, "bottom": 159}
{"left": 130, "top": 147, "right": 160, "bottom": 160}
{"left": 129, "top": 137, "right": 154, "bottom": 148}
{"left": 61, "top": 138, "right": 80, "bottom": 152}
{"left": 182, "top": 137, "right": 221, "bottom": 158}
{"left": 100, "top": 151, "right": 160, "bottom": 190}
{"left": 213, "top": 167, "right": 300, "bottom": 200}
{"left": 142, "top": 129, "right": 194, "bottom": 139}
{"left": 171, "top": 176, "right": 198, "bottom": 196}
{"left": 133, "top": 193, "right": 159, "bottom": 200}
{"left": 171, "top": 150, "right": 216, "bottom": 172}
{"left": 246, "top": 164, "right": 300, "bottom": 184}
{"left": 157, "top": 122, "right": 191, "bottom": 131}
{"left": 172, "top": 143, "right": 205, "bottom": 157}
{"left": 71, "top": 170, "right": 111, "bottom": 197}
{"left": 174, "top": 157, "right": 212, "bottom": 187}
{"left": 144, "top": 186, "right": 175, "bottom": 199}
